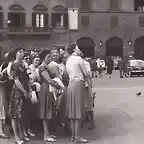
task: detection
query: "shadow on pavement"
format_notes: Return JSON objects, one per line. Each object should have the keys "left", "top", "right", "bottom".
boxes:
{"left": 82, "top": 107, "right": 133, "bottom": 141}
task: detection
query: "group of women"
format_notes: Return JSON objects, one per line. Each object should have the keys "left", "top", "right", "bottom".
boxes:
{"left": 0, "top": 43, "right": 94, "bottom": 144}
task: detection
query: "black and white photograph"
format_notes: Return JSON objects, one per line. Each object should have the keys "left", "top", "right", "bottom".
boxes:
{"left": 0, "top": 0, "right": 144, "bottom": 144}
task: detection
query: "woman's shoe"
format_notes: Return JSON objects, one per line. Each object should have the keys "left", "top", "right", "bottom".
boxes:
{"left": 14, "top": 140, "right": 24, "bottom": 144}
{"left": 27, "top": 131, "right": 35, "bottom": 137}
{"left": 74, "top": 137, "right": 88, "bottom": 143}
{"left": 50, "top": 135, "right": 56, "bottom": 139}
{"left": 0, "top": 133, "right": 9, "bottom": 139}
{"left": 44, "top": 137, "right": 56, "bottom": 142}
{"left": 70, "top": 136, "right": 75, "bottom": 141}
{"left": 23, "top": 131, "right": 28, "bottom": 137}
{"left": 23, "top": 137, "right": 30, "bottom": 141}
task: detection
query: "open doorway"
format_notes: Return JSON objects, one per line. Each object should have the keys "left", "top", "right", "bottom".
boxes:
{"left": 134, "top": 36, "right": 144, "bottom": 60}
{"left": 106, "top": 37, "right": 123, "bottom": 57}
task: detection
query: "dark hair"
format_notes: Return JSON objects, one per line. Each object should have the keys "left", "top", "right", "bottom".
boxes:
{"left": 67, "top": 44, "right": 76, "bottom": 55}
{"left": 39, "top": 49, "right": 51, "bottom": 61}
{"left": 24, "top": 52, "right": 30, "bottom": 58}
{"left": 8, "top": 47, "right": 24, "bottom": 59}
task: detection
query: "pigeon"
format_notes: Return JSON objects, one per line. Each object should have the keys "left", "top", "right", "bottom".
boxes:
{"left": 136, "top": 92, "right": 141, "bottom": 96}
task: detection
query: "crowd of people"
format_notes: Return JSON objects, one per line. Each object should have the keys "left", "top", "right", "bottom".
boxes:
{"left": 0, "top": 44, "right": 95, "bottom": 144}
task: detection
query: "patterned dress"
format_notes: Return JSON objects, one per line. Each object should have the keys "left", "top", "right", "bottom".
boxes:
{"left": 0, "top": 82, "right": 6, "bottom": 120}
{"left": 9, "top": 62, "right": 29, "bottom": 120}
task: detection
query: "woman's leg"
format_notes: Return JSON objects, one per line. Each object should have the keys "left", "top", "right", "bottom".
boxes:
{"left": 70, "top": 119, "right": 75, "bottom": 139}
{"left": 0, "top": 119, "right": 8, "bottom": 136}
{"left": 43, "top": 119, "right": 49, "bottom": 138}
{"left": 11, "top": 119, "right": 21, "bottom": 141}
{"left": 74, "top": 119, "right": 80, "bottom": 139}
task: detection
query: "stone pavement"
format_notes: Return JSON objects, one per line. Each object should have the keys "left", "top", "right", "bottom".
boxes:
{"left": 2, "top": 71, "right": 144, "bottom": 144}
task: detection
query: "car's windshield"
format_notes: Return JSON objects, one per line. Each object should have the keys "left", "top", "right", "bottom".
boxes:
{"left": 130, "top": 61, "right": 144, "bottom": 66}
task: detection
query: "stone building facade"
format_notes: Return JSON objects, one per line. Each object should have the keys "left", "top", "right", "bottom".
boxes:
{"left": 0, "top": 0, "right": 144, "bottom": 58}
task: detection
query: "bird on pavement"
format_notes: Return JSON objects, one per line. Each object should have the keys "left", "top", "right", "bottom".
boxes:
{"left": 136, "top": 92, "right": 141, "bottom": 96}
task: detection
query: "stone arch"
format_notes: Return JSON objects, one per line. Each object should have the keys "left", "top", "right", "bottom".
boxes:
{"left": 52, "top": 5, "right": 68, "bottom": 11}
{"left": 76, "top": 37, "right": 95, "bottom": 57}
{"left": 134, "top": 36, "right": 144, "bottom": 60}
{"left": 33, "top": 4, "right": 47, "bottom": 11}
{"left": 9, "top": 4, "right": 24, "bottom": 11}
{"left": 106, "top": 37, "right": 123, "bottom": 56}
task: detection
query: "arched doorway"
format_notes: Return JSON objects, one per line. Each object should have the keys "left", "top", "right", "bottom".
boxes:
{"left": 106, "top": 37, "right": 123, "bottom": 56}
{"left": 76, "top": 37, "right": 95, "bottom": 57}
{"left": 134, "top": 37, "right": 144, "bottom": 60}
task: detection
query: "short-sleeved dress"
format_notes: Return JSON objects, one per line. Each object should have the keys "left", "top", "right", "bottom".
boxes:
{"left": 9, "top": 62, "right": 29, "bottom": 120}
{"left": 39, "top": 63, "right": 54, "bottom": 120}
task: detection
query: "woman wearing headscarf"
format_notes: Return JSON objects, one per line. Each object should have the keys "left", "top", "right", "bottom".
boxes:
{"left": 38, "top": 49, "right": 61, "bottom": 142}
{"left": 9, "top": 48, "right": 30, "bottom": 144}
{"left": 66, "top": 44, "right": 89, "bottom": 143}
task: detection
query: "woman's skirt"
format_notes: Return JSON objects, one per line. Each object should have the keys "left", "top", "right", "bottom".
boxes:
{"left": 66, "top": 80, "right": 85, "bottom": 120}
{"left": 0, "top": 83, "right": 6, "bottom": 120}
{"left": 9, "top": 88, "right": 24, "bottom": 120}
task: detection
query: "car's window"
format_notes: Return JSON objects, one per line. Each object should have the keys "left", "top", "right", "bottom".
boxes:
{"left": 130, "top": 60, "right": 144, "bottom": 66}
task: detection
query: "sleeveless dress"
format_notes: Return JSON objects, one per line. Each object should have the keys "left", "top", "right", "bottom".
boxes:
{"left": 38, "top": 63, "right": 54, "bottom": 120}
{"left": 9, "top": 62, "right": 29, "bottom": 120}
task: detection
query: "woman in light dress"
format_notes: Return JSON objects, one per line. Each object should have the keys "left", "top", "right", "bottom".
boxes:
{"left": 66, "top": 44, "right": 89, "bottom": 143}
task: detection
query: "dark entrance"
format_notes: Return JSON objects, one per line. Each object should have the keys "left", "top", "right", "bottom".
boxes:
{"left": 106, "top": 37, "right": 123, "bottom": 56}
{"left": 76, "top": 37, "right": 95, "bottom": 57}
{"left": 134, "top": 37, "right": 144, "bottom": 60}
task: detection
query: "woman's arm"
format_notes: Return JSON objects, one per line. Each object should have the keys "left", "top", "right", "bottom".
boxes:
{"left": 14, "top": 79, "right": 27, "bottom": 94}
{"left": 41, "top": 70, "right": 61, "bottom": 89}
{"left": 78, "top": 58, "right": 90, "bottom": 77}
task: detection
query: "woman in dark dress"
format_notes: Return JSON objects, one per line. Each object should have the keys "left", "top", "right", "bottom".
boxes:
{"left": 9, "top": 48, "right": 30, "bottom": 144}
{"left": 38, "top": 49, "right": 61, "bottom": 142}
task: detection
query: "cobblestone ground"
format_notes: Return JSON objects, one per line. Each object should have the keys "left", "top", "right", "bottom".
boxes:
{"left": 2, "top": 71, "right": 144, "bottom": 144}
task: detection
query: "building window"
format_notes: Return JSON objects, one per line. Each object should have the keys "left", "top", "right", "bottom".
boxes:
{"left": 81, "top": 16, "right": 89, "bottom": 26}
{"left": 32, "top": 13, "right": 48, "bottom": 28}
{"left": 110, "top": 0, "right": 119, "bottom": 11}
{"left": 51, "top": 13, "right": 68, "bottom": 28}
{"left": 139, "top": 16, "right": 144, "bottom": 27}
{"left": 80, "top": 0, "right": 90, "bottom": 11}
{"left": 8, "top": 4, "right": 25, "bottom": 31}
{"left": 110, "top": 16, "right": 118, "bottom": 28}
{"left": 134, "top": 0, "right": 144, "bottom": 12}
{"left": 8, "top": 13, "right": 25, "bottom": 27}
{"left": 36, "top": 14, "right": 44, "bottom": 27}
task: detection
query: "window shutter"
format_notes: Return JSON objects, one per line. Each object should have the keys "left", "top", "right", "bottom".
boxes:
{"left": 139, "top": 16, "right": 144, "bottom": 27}
{"left": 44, "top": 13, "right": 48, "bottom": 27}
{"left": 51, "top": 13, "right": 56, "bottom": 27}
{"left": 110, "top": 16, "right": 118, "bottom": 28}
{"left": 8, "top": 12, "right": 12, "bottom": 26}
{"left": 81, "top": 16, "right": 89, "bottom": 26}
{"left": 32, "top": 13, "right": 36, "bottom": 27}
{"left": 20, "top": 13, "right": 25, "bottom": 26}
{"left": 64, "top": 13, "right": 68, "bottom": 28}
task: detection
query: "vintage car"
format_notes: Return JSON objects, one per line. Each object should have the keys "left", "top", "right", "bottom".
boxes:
{"left": 127, "top": 59, "right": 144, "bottom": 77}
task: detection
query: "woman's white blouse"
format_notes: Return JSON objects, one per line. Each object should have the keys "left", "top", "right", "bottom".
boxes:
{"left": 66, "top": 55, "right": 85, "bottom": 81}
{"left": 29, "top": 64, "right": 39, "bottom": 83}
